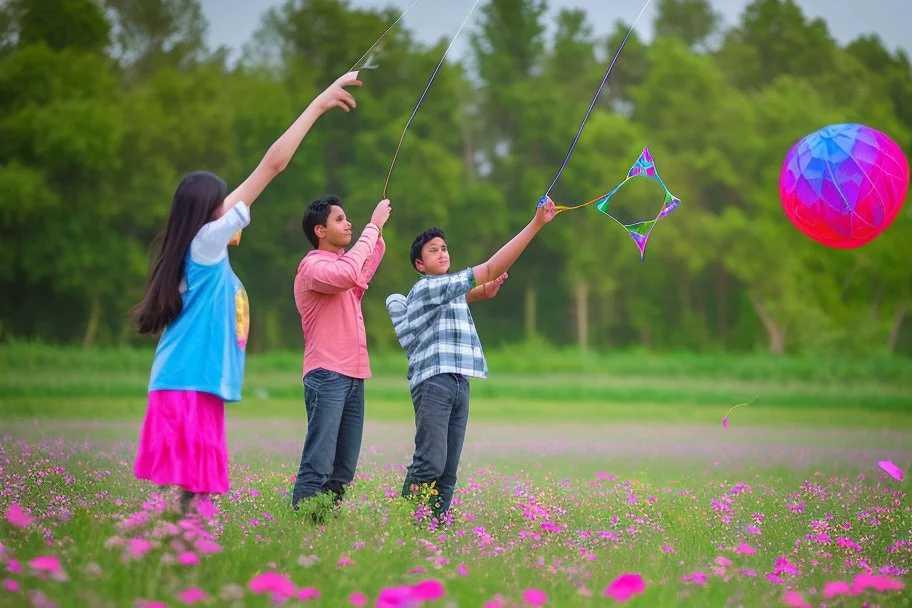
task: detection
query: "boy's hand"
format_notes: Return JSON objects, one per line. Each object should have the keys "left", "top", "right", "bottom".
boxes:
{"left": 314, "top": 72, "right": 363, "bottom": 114}
{"left": 370, "top": 198, "right": 392, "bottom": 229}
{"left": 533, "top": 196, "right": 558, "bottom": 227}
{"left": 484, "top": 273, "right": 508, "bottom": 299}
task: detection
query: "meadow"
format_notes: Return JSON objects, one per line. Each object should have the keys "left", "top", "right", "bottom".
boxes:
{"left": 1, "top": 344, "right": 911, "bottom": 607}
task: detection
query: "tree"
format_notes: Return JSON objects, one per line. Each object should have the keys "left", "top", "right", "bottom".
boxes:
{"left": 653, "top": 0, "right": 722, "bottom": 52}
{"left": 104, "top": 0, "right": 214, "bottom": 81}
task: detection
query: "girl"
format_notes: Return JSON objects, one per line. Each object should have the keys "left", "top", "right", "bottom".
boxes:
{"left": 131, "top": 71, "right": 362, "bottom": 512}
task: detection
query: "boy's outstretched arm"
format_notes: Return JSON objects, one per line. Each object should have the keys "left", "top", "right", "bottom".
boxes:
{"left": 471, "top": 198, "right": 557, "bottom": 286}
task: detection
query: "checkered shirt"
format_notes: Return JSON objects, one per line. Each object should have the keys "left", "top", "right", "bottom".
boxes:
{"left": 386, "top": 267, "right": 488, "bottom": 389}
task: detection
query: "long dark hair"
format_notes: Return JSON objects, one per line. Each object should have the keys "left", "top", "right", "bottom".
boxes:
{"left": 132, "top": 171, "right": 228, "bottom": 335}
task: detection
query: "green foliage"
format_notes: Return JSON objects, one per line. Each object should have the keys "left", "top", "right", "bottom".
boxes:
{"left": 0, "top": 0, "right": 910, "bottom": 357}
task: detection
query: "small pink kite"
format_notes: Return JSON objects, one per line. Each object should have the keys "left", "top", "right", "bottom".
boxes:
{"left": 877, "top": 460, "right": 904, "bottom": 481}
{"left": 722, "top": 394, "right": 759, "bottom": 429}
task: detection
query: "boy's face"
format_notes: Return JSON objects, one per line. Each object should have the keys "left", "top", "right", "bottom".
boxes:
{"left": 317, "top": 205, "right": 352, "bottom": 248}
{"left": 416, "top": 237, "right": 450, "bottom": 275}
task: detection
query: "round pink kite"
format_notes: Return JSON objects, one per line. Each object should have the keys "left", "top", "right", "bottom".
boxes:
{"left": 779, "top": 123, "right": 909, "bottom": 248}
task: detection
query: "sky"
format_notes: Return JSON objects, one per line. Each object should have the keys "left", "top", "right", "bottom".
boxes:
{"left": 198, "top": 0, "right": 911, "bottom": 64}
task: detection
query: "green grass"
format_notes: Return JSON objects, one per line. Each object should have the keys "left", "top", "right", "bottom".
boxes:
{"left": 2, "top": 343, "right": 911, "bottom": 426}
{"left": 1, "top": 433, "right": 909, "bottom": 608}
{"left": 1, "top": 344, "right": 910, "bottom": 607}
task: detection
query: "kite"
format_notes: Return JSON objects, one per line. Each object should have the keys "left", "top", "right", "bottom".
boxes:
{"left": 536, "top": 0, "right": 682, "bottom": 262}
{"left": 540, "top": 147, "right": 681, "bottom": 261}
{"left": 779, "top": 123, "right": 910, "bottom": 249}
{"left": 721, "top": 394, "right": 759, "bottom": 429}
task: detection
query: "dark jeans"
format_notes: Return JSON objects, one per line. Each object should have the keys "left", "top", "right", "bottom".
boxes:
{"left": 401, "top": 373, "right": 470, "bottom": 516}
{"left": 292, "top": 368, "right": 364, "bottom": 507}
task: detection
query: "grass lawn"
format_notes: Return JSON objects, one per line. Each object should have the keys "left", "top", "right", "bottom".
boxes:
{"left": 1, "top": 345, "right": 910, "bottom": 606}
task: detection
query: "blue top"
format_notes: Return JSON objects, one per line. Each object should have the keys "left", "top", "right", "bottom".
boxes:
{"left": 148, "top": 203, "right": 251, "bottom": 401}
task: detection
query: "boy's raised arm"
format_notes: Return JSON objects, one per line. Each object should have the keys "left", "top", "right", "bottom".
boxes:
{"left": 306, "top": 199, "right": 392, "bottom": 295}
{"left": 472, "top": 198, "right": 557, "bottom": 285}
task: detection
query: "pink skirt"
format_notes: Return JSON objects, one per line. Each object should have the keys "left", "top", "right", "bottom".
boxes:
{"left": 134, "top": 390, "right": 230, "bottom": 494}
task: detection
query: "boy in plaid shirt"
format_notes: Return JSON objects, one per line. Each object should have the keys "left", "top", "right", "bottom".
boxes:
{"left": 386, "top": 198, "right": 558, "bottom": 519}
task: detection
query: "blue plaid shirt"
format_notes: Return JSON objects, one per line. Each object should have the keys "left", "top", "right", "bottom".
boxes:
{"left": 386, "top": 267, "right": 488, "bottom": 389}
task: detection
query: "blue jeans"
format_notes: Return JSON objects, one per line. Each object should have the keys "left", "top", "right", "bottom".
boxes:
{"left": 401, "top": 373, "right": 470, "bottom": 516}
{"left": 292, "top": 368, "right": 364, "bottom": 507}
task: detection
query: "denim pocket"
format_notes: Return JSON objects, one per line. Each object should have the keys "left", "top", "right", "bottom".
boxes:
{"left": 303, "top": 367, "right": 334, "bottom": 391}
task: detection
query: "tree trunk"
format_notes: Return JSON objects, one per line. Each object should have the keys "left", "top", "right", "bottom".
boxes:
{"left": 525, "top": 286, "right": 536, "bottom": 341}
{"left": 82, "top": 294, "right": 101, "bottom": 348}
{"left": 575, "top": 282, "right": 589, "bottom": 353}
{"left": 715, "top": 262, "right": 728, "bottom": 345}
{"left": 887, "top": 301, "right": 907, "bottom": 353}
{"left": 748, "top": 291, "right": 786, "bottom": 355}
{"left": 460, "top": 101, "right": 475, "bottom": 182}
{"left": 869, "top": 282, "right": 884, "bottom": 318}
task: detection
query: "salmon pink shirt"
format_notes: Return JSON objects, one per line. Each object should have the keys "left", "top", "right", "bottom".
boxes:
{"left": 294, "top": 224, "right": 386, "bottom": 379}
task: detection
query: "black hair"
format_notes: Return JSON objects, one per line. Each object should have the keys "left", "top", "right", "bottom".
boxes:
{"left": 302, "top": 195, "right": 344, "bottom": 249}
{"left": 410, "top": 227, "right": 446, "bottom": 271}
{"left": 131, "top": 171, "right": 228, "bottom": 335}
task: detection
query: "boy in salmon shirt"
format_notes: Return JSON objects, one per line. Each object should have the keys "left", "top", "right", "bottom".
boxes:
{"left": 291, "top": 195, "right": 391, "bottom": 512}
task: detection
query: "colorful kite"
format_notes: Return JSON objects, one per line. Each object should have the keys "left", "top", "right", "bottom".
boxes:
{"left": 541, "top": 147, "right": 681, "bottom": 261}
{"left": 779, "top": 123, "right": 910, "bottom": 249}
{"left": 537, "top": 0, "right": 682, "bottom": 261}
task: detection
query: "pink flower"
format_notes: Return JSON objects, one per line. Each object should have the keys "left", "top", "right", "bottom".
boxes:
{"left": 661, "top": 545, "right": 675, "bottom": 552}
{"left": 722, "top": 417, "right": 729, "bottom": 429}
{"left": 128, "top": 538, "right": 153, "bottom": 558}
{"left": 3, "top": 579, "right": 19, "bottom": 592}
{"left": 782, "top": 590, "right": 810, "bottom": 607}
{"left": 337, "top": 556, "right": 355, "bottom": 567}
{"left": 177, "top": 552, "right": 199, "bottom": 566}
{"left": 877, "top": 460, "right": 904, "bottom": 481}
{"left": 377, "top": 586, "right": 412, "bottom": 607}
{"left": 523, "top": 589, "right": 547, "bottom": 606}
{"left": 4, "top": 503, "right": 35, "bottom": 528}
{"left": 195, "top": 539, "right": 222, "bottom": 554}
{"left": 852, "top": 572, "right": 905, "bottom": 593}
{"left": 298, "top": 587, "right": 321, "bottom": 601}
{"left": 177, "top": 588, "right": 208, "bottom": 604}
{"left": 196, "top": 498, "right": 217, "bottom": 519}
{"left": 603, "top": 573, "right": 646, "bottom": 602}
{"left": 28, "top": 556, "right": 67, "bottom": 581}
{"left": 734, "top": 543, "right": 756, "bottom": 555}
{"left": 715, "top": 556, "right": 733, "bottom": 567}
{"left": 7, "top": 559, "right": 22, "bottom": 575}
{"left": 823, "top": 580, "right": 856, "bottom": 599}
{"left": 349, "top": 592, "right": 367, "bottom": 606}
{"left": 412, "top": 580, "right": 445, "bottom": 601}
{"left": 457, "top": 563, "right": 469, "bottom": 576}
{"left": 248, "top": 572, "right": 296, "bottom": 601}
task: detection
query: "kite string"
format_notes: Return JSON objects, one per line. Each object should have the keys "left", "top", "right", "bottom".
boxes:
{"left": 348, "top": 0, "right": 423, "bottom": 72}
{"left": 383, "top": 0, "right": 483, "bottom": 199}
{"left": 544, "top": 0, "right": 652, "bottom": 197}
{"left": 228, "top": 0, "right": 422, "bottom": 248}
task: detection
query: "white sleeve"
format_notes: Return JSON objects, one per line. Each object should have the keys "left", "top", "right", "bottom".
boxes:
{"left": 190, "top": 202, "right": 251, "bottom": 265}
